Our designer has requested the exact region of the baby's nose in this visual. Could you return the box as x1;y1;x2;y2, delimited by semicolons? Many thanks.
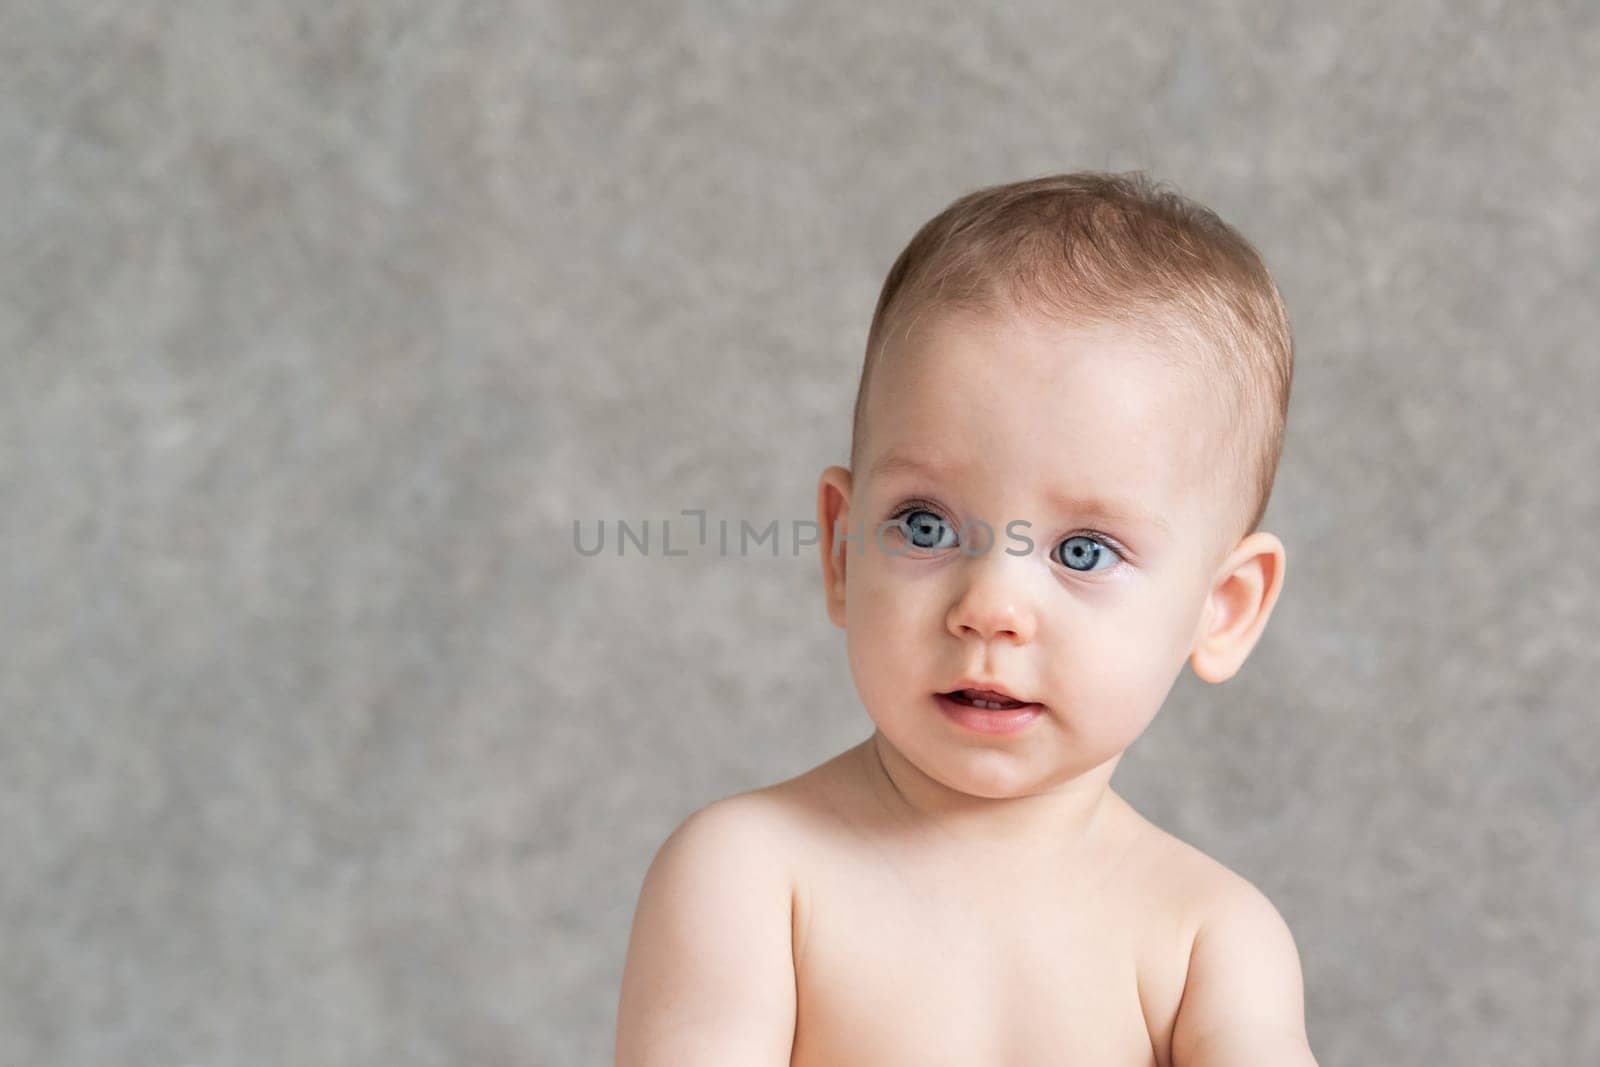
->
945;557;1038;644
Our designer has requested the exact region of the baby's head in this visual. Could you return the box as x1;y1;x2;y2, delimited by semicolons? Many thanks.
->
816;171;1295;800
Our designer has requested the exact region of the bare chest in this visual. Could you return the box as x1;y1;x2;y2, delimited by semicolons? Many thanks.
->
789;855;1187;1067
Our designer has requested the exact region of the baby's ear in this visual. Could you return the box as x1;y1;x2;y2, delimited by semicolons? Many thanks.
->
816;466;853;629
1189;531;1287;684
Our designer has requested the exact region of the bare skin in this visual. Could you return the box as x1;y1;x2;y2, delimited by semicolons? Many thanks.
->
774;736;1212;1067
615;308;1316;1066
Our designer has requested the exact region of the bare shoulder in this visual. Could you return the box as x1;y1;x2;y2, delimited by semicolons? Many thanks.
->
1117;805;1271;925
653;739;865;861
1130;812;1305;968
657;787;809;874
736;740;881;845
1121;813;1315;1066
614;790;815;1066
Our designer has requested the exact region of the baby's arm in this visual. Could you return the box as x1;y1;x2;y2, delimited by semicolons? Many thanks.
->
614;796;797;1066
1170;878;1319;1067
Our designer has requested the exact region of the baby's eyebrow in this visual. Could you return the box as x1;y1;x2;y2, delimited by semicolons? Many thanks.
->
1042;488;1172;534
868;452;963;480
868;451;1170;534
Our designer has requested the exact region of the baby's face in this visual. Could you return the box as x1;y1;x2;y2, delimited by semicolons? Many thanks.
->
824;307;1235;799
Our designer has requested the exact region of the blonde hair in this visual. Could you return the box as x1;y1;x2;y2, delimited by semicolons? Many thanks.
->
850;170;1294;542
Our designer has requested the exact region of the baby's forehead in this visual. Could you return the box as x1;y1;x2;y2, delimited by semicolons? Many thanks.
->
883;333;1218;439
887;305;1210;394
866;303;1239;449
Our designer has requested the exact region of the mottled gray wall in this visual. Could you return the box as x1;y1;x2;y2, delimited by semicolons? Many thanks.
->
3;2;1595;1065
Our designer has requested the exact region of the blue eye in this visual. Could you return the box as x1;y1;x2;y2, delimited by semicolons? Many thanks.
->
896;508;959;550
1054;534;1121;572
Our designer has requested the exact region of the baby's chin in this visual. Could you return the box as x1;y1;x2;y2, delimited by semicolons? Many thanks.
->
875;722;1101;801
931;753;1082;801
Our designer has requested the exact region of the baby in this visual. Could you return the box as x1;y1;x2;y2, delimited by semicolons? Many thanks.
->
614;171;1317;1066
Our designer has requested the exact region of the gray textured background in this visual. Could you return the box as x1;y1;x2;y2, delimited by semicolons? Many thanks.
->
3;3;1596;1065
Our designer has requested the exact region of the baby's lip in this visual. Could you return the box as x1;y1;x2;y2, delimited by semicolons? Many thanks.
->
940;680;1035;705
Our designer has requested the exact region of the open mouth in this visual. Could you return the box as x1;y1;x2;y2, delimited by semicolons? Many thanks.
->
940;688;1032;711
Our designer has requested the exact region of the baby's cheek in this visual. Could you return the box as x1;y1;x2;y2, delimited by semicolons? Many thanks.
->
846;590;906;672
1098;642;1180;740
845;555;908;629
843;575;927;707
1049;636;1165;745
